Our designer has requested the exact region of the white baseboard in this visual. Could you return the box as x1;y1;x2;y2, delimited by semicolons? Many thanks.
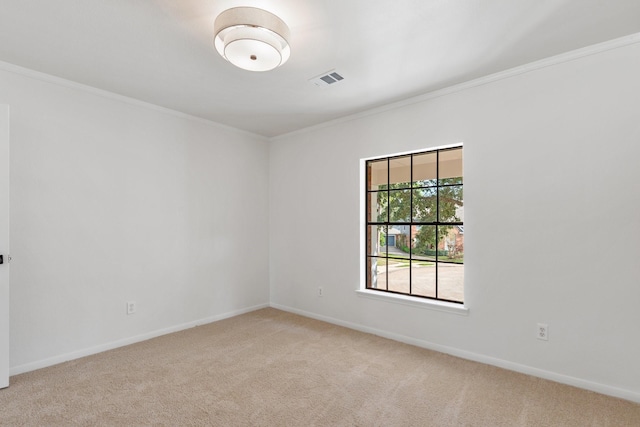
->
270;303;640;404
10;303;269;376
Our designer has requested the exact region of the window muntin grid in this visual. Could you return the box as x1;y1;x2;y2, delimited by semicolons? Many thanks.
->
366;147;463;303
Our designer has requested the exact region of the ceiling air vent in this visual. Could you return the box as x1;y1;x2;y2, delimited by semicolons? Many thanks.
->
309;70;345;87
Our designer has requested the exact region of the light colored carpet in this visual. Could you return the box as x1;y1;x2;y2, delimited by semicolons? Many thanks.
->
1;308;638;426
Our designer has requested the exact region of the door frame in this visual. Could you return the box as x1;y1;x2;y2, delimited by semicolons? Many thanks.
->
0;104;9;389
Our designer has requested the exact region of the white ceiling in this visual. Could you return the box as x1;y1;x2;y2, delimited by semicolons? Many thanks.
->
1;0;640;137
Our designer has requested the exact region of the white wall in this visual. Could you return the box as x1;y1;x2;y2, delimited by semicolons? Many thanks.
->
0;67;270;372
269;41;640;400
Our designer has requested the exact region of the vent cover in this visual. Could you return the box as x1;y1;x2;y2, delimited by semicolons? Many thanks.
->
309;70;345;87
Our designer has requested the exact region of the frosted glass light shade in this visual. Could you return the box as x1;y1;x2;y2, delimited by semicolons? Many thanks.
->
214;7;291;72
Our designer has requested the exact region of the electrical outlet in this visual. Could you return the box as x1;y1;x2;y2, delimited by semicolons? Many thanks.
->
126;301;137;315
537;323;548;341
317;287;323;297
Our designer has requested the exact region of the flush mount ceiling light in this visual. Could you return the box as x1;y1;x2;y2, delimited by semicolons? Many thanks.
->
214;7;291;72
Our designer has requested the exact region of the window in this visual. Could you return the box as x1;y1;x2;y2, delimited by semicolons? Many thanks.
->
365;146;464;303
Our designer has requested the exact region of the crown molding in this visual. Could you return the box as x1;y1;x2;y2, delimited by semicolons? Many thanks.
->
270;32;640;142
2;31;639;143
0;60;268;142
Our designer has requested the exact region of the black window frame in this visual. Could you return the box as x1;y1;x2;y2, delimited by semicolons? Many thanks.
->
365;146;464;304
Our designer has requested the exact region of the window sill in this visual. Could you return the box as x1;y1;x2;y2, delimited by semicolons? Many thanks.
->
355;289;469;315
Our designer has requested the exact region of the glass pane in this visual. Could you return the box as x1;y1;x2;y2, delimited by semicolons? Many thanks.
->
380;231;390;256
437;262;464;302
411;225;436;261
412;187;437;222
411;260;436;298
367;191;387;223
367;225;388;256
389;156;411;188
387;260;410;294
438;185;463;222
367;158;388;191
436;226;447;258
439;226;464;261
367;257;387;290
389;189;410;222
386;225;411;258
413;152;437;187
450;229;464;262
439;148;463;185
